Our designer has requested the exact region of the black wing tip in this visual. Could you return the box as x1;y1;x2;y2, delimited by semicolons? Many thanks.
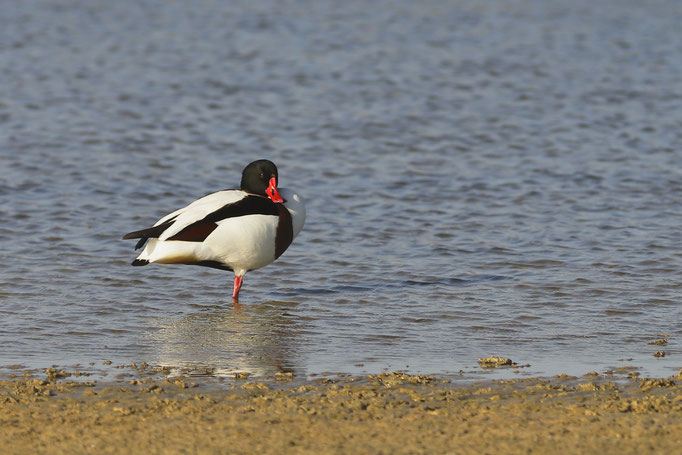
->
122;231;151;249
131;259;150;266
134;237;147;250
123;219;176;243
123;232;149;250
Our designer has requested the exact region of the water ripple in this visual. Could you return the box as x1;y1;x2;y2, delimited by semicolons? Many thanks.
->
1;0;681;379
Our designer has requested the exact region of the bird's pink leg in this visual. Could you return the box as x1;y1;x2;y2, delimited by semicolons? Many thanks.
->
232;275;243;303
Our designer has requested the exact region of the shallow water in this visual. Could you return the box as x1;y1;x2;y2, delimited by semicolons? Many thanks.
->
1;0;681;380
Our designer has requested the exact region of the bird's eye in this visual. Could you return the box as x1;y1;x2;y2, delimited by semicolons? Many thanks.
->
259;173;265;179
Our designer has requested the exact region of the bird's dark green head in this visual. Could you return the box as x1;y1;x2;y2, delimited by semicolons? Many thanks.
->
240;160;283;202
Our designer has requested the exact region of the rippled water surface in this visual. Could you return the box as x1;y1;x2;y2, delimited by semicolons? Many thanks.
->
2;0;681;380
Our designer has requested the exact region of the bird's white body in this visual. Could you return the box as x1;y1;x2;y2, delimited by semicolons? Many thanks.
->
123;159;304;301
134;188;305;276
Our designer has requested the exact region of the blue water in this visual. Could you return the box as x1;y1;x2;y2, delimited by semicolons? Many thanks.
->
1;0;681;381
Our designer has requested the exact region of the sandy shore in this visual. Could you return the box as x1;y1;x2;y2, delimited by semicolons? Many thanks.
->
1;369;681;454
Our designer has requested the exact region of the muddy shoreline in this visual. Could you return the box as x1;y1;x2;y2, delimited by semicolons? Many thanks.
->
2;368;681;454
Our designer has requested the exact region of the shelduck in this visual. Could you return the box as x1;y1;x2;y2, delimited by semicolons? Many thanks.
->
122;160;305;302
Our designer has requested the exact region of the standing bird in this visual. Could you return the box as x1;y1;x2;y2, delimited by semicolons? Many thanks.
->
122;160;305;302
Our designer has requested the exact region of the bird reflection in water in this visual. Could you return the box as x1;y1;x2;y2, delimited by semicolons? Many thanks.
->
146;301;304;378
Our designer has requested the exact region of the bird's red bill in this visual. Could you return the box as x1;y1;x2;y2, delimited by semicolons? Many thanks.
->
266;177;284;203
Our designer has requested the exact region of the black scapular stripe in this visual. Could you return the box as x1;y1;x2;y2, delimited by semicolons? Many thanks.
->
167;221;219;242
167;195;279;242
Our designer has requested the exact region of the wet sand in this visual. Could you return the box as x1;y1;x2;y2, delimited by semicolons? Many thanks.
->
1;369;681;454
